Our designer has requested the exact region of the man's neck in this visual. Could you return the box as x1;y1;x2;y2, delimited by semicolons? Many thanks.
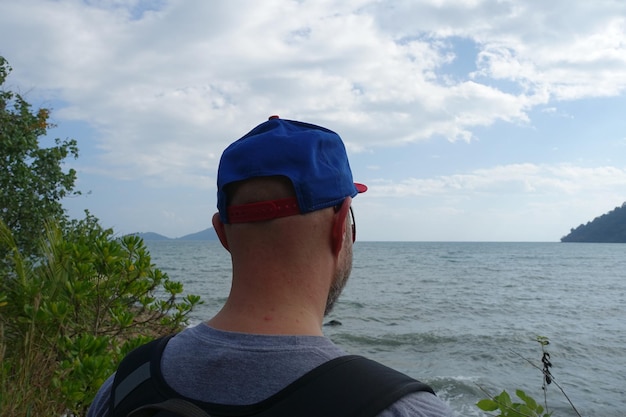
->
207;297;325;336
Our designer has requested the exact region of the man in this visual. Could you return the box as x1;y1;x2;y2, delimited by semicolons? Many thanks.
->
88;116;455;417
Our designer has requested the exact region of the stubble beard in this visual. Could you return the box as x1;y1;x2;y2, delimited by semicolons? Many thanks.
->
324;243;353;316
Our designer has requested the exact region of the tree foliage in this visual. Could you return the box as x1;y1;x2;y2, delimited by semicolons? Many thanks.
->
0;56;202;416
0;56;79;257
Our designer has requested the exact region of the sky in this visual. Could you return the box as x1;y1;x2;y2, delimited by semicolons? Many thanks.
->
2;0;626;242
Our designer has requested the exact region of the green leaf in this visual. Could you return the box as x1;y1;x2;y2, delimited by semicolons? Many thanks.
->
477;399;500;412
518;404;533;416
516;389;538;410
494;390;512;407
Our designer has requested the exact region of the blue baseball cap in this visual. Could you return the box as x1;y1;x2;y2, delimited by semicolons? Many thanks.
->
217;116;367;224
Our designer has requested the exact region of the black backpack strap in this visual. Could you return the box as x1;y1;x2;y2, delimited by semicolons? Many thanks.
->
128;399;211;417
253;355;435;417
152;355;435;417
109;334;175;417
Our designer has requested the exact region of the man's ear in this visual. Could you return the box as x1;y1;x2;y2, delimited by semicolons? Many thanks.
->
212;212;230;252
331;198;351;256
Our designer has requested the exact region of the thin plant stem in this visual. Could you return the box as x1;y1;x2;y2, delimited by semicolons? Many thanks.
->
509;349;583;417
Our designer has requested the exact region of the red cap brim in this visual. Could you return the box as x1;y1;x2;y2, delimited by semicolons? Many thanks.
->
355;183;367;193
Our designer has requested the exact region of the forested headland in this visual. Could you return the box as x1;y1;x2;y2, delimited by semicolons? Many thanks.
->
561;203;626;243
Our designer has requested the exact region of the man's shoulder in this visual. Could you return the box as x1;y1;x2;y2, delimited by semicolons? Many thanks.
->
87;328;457;417
87;374;114;417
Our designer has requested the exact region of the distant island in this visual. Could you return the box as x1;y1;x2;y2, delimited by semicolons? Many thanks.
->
128;227;218;241
561;202;626;243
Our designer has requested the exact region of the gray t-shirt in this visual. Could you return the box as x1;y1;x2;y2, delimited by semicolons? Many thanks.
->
88;323;455;417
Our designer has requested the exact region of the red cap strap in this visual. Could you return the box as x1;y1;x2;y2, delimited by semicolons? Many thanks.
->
227;197;301;223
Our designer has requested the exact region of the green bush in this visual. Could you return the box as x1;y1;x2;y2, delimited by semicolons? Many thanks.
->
476;337;582;417
477;389;551;417
0;215;202;417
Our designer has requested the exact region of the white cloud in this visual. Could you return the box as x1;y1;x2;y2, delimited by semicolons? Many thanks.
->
367;163;626;198
4;0;622;181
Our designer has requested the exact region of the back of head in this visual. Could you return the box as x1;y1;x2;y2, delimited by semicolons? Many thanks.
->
215;116;366;262
225;180;336;269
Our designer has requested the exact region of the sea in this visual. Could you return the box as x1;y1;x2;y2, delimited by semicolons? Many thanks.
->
144;241;626;417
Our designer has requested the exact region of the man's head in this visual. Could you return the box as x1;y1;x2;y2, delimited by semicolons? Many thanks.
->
213;116;366;318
